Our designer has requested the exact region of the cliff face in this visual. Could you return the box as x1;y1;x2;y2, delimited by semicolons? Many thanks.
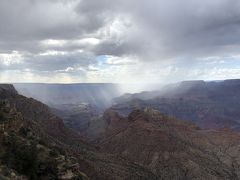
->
0;84;17;93
0;84;18;98
99;108;240;179
0;84;88;149
0;97;89;179
3;84;240;179
0;85;157;179
112;80;240;130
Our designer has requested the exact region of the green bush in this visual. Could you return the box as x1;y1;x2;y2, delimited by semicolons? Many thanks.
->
2;133;59;179
2;134;38;179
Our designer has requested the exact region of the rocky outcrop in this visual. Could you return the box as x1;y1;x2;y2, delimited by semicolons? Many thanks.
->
0;84;18;98
99;108;240;179
0;99;89;179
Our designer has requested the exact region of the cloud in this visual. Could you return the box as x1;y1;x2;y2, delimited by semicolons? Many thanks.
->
103;55;138;66
0;51;95;73
1;0;240;83
85;0;240;60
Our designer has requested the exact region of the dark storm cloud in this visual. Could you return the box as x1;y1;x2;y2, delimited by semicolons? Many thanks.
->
1;0;240;77
0;0;105;41
0;0;106;54
82;0;240;60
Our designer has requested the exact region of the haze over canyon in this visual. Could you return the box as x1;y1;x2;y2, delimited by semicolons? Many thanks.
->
2;0;240;179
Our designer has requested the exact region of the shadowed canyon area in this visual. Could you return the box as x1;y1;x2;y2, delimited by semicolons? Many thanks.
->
0;80;240;179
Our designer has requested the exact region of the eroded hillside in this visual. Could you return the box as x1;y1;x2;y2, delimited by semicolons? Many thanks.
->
0;85;157;179
96;108;240;179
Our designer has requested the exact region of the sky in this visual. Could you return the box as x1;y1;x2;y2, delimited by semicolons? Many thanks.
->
1;0;240;84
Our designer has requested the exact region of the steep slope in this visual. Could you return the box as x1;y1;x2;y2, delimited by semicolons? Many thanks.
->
99;108;240;179
0;84;157;179
14;83;122;136
0;86;89;179
51;103;99;134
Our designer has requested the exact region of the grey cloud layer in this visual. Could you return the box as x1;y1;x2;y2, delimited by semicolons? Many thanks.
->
85;0;240;59
1;52;94;73
1;0;240;76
